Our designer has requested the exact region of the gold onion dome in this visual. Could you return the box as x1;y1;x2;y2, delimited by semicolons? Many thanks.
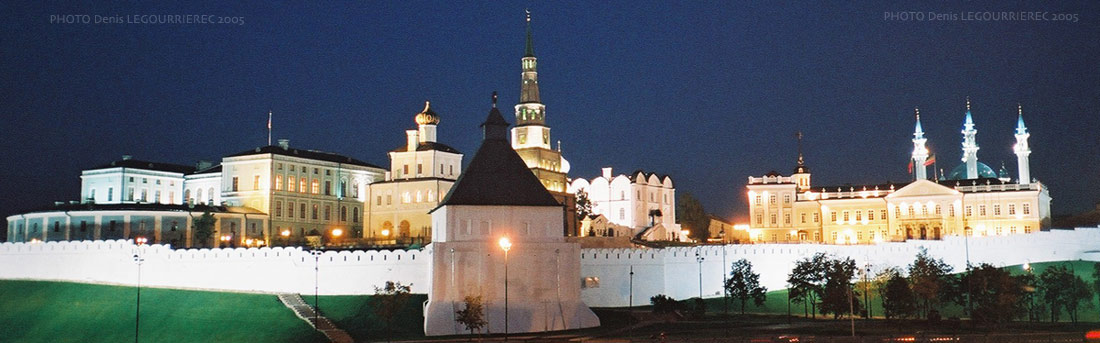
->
415;101;440;125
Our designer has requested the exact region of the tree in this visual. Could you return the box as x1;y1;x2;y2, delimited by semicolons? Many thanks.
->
1094;263;1100;320
819;256;860;319
650;294;681;314
788;252;829;318
373;281;412;339
878;269;917;319
725;259;767;314
191;210;216;248
676;192;709;242
1039;265;1073;322
455;295;487;337
908;248;954;318
961;264;1025;325
575;189;592;219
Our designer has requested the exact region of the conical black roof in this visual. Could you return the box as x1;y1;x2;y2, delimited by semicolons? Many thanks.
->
435;93;561;209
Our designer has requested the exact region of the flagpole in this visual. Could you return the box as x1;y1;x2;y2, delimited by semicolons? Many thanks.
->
267;110;272;146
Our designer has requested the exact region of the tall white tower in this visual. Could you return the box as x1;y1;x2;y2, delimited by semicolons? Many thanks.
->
1013;104;1031;185
911;108;929;180
960;98;980;179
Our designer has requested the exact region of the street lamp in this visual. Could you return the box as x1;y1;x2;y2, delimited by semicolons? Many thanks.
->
280;229;290;247
695;250;704;299
331;228;343;248
219;234;231;248
498;237;512;338
133;236;148;343
311;249;323;325
1024;262;1034;321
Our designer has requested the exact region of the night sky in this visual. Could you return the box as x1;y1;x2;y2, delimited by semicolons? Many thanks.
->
3;2;1099;231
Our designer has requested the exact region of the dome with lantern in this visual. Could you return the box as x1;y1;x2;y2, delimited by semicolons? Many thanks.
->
415;101;440;126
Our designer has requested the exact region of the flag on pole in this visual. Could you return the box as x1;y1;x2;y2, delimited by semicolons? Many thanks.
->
923;154;936;166
907;159;914;174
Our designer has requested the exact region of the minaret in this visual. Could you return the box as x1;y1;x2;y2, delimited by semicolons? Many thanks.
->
1013;104;1031;185
960;97;980;179
911;108;929;180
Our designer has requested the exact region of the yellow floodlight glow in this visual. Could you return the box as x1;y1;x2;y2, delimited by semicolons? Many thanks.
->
498;237;512;252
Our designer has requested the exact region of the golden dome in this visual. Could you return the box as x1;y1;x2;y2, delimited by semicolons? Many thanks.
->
415;101;440;125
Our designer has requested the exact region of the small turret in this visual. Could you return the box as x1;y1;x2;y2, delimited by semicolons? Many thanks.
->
1013;104;1032;184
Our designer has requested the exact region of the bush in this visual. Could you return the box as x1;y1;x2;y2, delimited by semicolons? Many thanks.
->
650;294;681;314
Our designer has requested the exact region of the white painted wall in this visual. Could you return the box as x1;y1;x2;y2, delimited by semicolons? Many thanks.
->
1;227;1097;309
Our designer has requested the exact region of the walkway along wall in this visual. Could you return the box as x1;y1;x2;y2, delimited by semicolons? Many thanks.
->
0;227;1098;304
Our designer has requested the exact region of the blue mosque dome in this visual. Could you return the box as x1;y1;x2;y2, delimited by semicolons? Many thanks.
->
946;162;998;180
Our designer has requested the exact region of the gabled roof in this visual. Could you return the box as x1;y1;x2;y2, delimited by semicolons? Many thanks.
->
226;145;382;169
435;102;561;209
90;158;196;174
390;141;461;154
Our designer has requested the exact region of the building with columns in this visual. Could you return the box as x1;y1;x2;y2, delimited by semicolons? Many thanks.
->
510;12;578;236
367;102;463;245
746;100;1051;244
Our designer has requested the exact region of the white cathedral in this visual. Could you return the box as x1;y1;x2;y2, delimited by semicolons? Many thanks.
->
746;99;1051;244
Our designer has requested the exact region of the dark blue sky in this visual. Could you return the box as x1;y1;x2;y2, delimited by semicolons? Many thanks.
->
2;1;1098;226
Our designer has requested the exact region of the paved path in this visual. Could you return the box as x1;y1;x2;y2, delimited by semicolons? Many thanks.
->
278;293;355;343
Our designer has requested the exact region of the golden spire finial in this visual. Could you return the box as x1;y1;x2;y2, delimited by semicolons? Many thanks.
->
525;8;531;22
423;100;431;112
966;96;971;111
915;107;920;121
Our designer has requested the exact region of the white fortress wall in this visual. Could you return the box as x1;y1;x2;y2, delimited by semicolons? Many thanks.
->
579;227;1100;307
0;240;430;295
1;227;1098;302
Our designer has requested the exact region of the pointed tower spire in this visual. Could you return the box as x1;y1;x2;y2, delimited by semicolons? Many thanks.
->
482;91;509;141
792;131;811;190
911;108;929;180
1014;103;1032;184
524;9;535;58
961;98;980;179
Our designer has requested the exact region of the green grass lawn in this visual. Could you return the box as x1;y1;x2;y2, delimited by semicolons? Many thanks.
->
0;280;327;343
307;294;428;342
700;260;1100;322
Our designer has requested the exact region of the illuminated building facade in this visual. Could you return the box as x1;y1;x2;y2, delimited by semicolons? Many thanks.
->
569;167;677;237
366;102;463;245
745;102;1051;244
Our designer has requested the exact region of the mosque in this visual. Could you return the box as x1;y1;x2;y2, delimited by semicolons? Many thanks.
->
745;99;1051;244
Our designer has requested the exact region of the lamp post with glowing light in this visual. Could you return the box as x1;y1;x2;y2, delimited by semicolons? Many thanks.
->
133;236;148;343
695;249;704;299
1024;262;1035;321
280;229;290;247
219;234;231;248
499;237;512;338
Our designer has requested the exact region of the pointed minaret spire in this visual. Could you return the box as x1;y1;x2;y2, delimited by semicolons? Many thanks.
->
1014;103;1032;184
911;108;929;180
792;131;811;190
796;131;804;166
960;98;980;179
525;9;535;58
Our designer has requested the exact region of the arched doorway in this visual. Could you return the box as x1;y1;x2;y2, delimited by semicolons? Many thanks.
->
905;227;913;240
933;227;942;240
381;221;393;238
399;220;411;240
919;225;927;240
797;230;808;241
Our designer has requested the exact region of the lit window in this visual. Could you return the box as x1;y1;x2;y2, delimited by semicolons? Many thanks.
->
800;213;806;224
231;177;239;192
756;214;762;224
868;210;874;221
312;204;318;220
770;214;776;224
312;179;320;194
275;175;283;190
324;205;331;221
965;206;972;217
783;194;791;203
300;203;306;219
993;204;1001;216
275;201;282;217
770;195;777;204
253;175;260;190
755;195;761;205
843;211;849;222
880;210;887;220
979;205;986;216
813;213;820;222
784;213;790;224
288;176;296;192
1022;203;1030;215
830;212;837;222
855;210;862;221
1008;204;1016;215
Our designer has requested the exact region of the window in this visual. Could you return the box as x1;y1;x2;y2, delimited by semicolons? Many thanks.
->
352;208;359;223
894;208;900;218
637;190;642;199
770;195;777;204
1022;203;1031;215
417;164;422;175
814;232;820;241
142;178;147;184
858;231;863;240
934;204;941;215
325;169;331;176
783;194;791;203
312;204;318;220
979;205;986;216
755;195;761;205
1008;204;1016;215
920;205;927;216
80;221;87;232
340;206;347;221
169;191;174;202
386;195;392;205
784;213;791;224
831;232;837;241
756;214;762;224
128;187;134;201
620;191;625;200
949;206;955;217
800;213;806;223
300;203;306;219
830;211;837;222
993;204;1001;216
770;214;776;224
54;222;60;232
855;210;862;221
907;206;914;216
996;227;1002;235
1024;225;1032;233
314;168;319;174
275;175;283;190
108;188;114;201
771;234;777;241
155;190;161;203
312;179;320;194
253;175;260;190
813;212;819;222
324;205;331;221
376;196;382;206
232;177;239;191
277;163;283;170
275;201;282;217
965;206;972;217
109;221;116;232
324;181;331;196
288;176;296;192
868;210;875;221
1010;226;1016;234
619;208;625;220
843;211;850;222
141;189;148;202
299;178;306;192
403;165;409;175
288;202;295;217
